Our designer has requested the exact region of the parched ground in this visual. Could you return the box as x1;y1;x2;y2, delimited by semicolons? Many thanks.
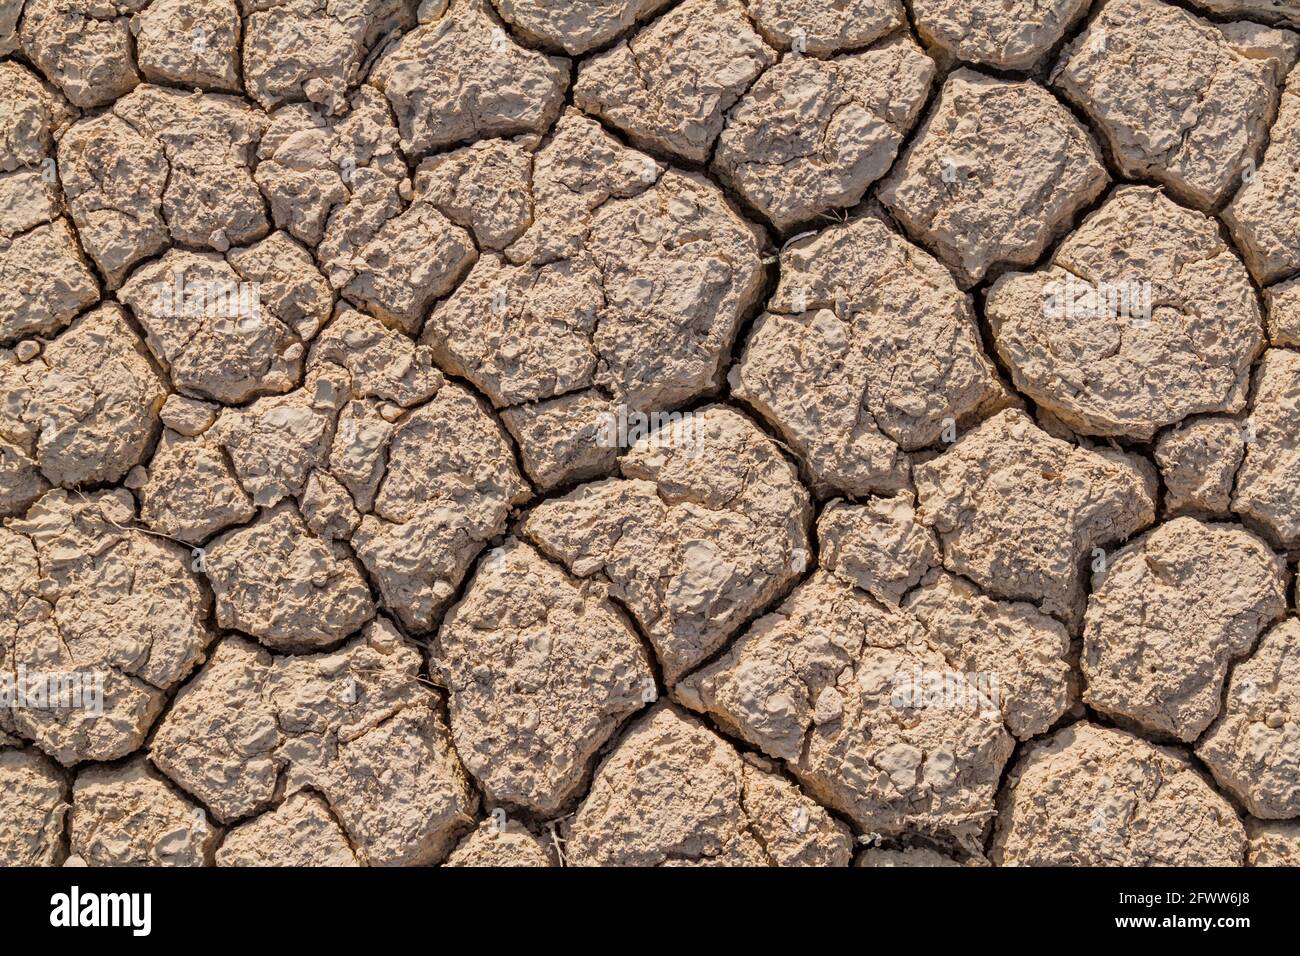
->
1;0;1297;868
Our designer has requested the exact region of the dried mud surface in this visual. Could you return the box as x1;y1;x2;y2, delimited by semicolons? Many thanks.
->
1;0;1298;868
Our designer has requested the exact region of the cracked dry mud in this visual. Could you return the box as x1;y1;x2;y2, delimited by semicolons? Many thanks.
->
2;0;1298;871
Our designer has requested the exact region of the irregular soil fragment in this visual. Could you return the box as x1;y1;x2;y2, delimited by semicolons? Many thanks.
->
150;620;478;865
564;705;854;866
1154;417;1247;516
1197;617;1300;819
992;722;1247;866
1053;0;1289;211
1082;518;1287;741
574;0;777;163
369;0;568;158
4;489;214;765
493;0;673;55
436;538;655;815
1224;62;1300;285
445;818;556;867
71;757;219;866
1232;348;1300;547
524;405;811;683
988;187;1264;440
911;0;1090;70
913;409;1156;630
878;68;1107;288
712;34;934;232
0;747;68;866
216;791;360;867
731;213;1009;497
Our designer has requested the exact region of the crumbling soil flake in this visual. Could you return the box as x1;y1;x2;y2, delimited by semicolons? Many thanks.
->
1155;417;1247;516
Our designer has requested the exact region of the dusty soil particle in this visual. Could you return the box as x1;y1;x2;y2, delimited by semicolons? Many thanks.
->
1082;518;1288;741
573;0;777;163
436;538;655;815
913;409;1156;630
71;756;219;866
1197;617;1300;818
0;746;68;866
731;213;1010;497
991;722;1247;866
563;704;854;866
524;404;811;684
988;187;1265;440
216;791;360;866
877;68;1108;288
1052;0;1291;212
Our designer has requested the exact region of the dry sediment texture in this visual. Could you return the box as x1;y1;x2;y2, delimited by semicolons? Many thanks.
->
4;0;1298;870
